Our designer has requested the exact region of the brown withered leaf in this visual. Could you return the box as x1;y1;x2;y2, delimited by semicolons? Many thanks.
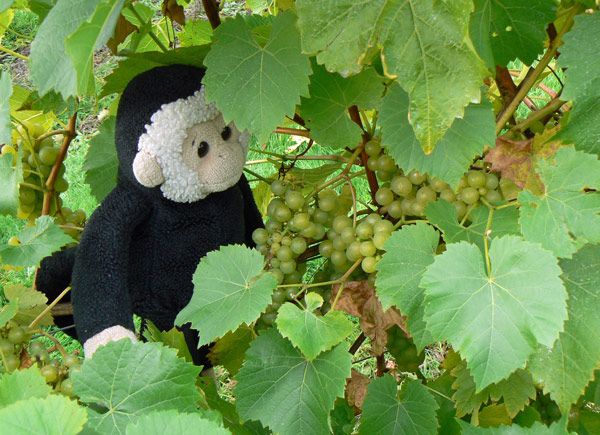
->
346;369;370;411
332;280;406;355
162;0;186;26
107;14;138;54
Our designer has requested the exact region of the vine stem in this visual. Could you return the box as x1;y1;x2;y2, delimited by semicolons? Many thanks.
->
43;112;77;215
340;173;358;228
202;0;221;29
483;208;495;276
495;5;579;134
38;329;68;357
0;45;28;61
243;167;270;183
29;287;71;330
274;127;311;138
506;96;566;136
128;5;169;52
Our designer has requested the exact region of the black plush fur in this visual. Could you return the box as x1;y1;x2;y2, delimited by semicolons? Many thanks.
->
35;65;263;368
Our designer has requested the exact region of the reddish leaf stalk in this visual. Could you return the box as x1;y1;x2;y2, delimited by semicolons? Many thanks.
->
348;105;378;202
202;0;221;30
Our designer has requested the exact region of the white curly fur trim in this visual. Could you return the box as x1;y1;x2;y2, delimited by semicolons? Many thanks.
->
83;325;138;358
136;89;248;202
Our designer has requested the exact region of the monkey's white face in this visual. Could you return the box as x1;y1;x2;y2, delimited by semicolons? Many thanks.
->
132;89;249;202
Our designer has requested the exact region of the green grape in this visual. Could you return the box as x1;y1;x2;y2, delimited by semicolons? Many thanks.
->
407;170;425;185
367;156;379;171
410;201;425;216
292;213;310;231
60;378;74;396
313;223;326;240
269;242;281;255
429;177;448;192
485;173;499;190
313;209;329;225
401;197;415;215
373;219;393;234
63;354;80;368
318;195;337;212
285;190;304;210
416;186;436;205
281;236;292;247
276;246;293;262
19;188;36;205
19;202;35;213
365;213;381;227
332;215;352;234
252;228;269;245
457;176;469;190
280;260;296;274
390;176;412;196
270;268;284;284
68;364;82;375
346;241;363;262
270;258;281;268
461;187;480;204
361;256;378;274
65;213;80;225
285;270;303;284
438;188;455;203
332;236;347;251
267;198;284;218
387;200;403;219
27;152;38;168
485;190;501;203
5;354;20;372
74;209;86;222
262;312;277;326
8;326;27;344
265;219;282;233
355;222;373;240
300;222;318;239
467;170;486;188
330;250;347;267
54;177;69;193
364;139;381;156
377;170;394;182
529;120;545;134
375;187;394;206
340;227;356;245
360;241;377;257
377;155;396;172
270;232;283;243
270;179;288;196
454;201;467;218
38;147;59;166
319;240;334;258
290;238;307;255
0;339;14;355
272;289;287;305
274;204;292;222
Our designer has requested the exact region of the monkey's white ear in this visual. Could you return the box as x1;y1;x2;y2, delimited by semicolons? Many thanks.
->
133;151;164;187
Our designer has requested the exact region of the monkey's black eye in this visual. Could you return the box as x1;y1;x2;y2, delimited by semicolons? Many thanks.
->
221;126;231;141
197;141;209;158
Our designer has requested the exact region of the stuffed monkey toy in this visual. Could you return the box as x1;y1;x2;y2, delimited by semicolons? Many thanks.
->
36;64;264;369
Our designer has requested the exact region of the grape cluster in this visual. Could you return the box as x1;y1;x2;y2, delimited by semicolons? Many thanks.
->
0;321;82;396
365;139;502;221
1;122;86;239
530;390;562;425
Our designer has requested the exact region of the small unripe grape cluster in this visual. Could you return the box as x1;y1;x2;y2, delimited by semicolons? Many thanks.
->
364;139;502;221
0;321;82;396
1;123;85;239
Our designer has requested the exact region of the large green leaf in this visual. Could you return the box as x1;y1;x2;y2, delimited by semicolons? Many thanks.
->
0;395;87;435
379;85;496;189
0;216;74;267
0;152;21;216
175;245;277;346
4;284;53;326
470;0;557;69
296;0;486;153
427;373;462;435
0;300;18;327
125;410;231;435
72;340;201;434
358;375;439;434
276;292;353;360
374;222;438;351
421;236;567;391
0;71;12;144
203;11;311;144
528;244;600;414
65;0;125;94
29;0;102;97
208;324;254;376
83;116;118;201
299;64;382;149
235;328;351;435
0;367;52;407
457;418;569;434
518;146;600;258
555;13;600;155
425;200;520;253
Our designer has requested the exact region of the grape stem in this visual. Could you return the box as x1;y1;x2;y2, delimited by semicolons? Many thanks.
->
19;182;44;192
0;44;28;61
0;347;10;371
340;173;358;229
349;333;367;355
242;167;270;183
459;204;477;226
29;286;71;330
330;258;363;312
505;96;566;138
35;129;70;143
274;127;311;138
38;329;68;357
202;0;221;30
128;5;169;52
483;208;494;276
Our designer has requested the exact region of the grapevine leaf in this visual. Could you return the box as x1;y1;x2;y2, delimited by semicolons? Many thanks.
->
424;200;520;253
0;216;75;267
0;300;18;327
177;18;212;47
100;46;210;98
299;64;383;149
358;375;439;435
0;368;52;407
4;284;53;326
0;395;87;435
29;0;102;98
83;116;118;201
555;95;600;155
0;71;12;144
235;328;351;435
0;1;12;14
518;146;600;258
457;418;569;434
142;321;193;363
584;370;600;404
65;0;125;94
208;324;254;376
296;0;487;153
107;13;138;53
0;152;22;216
175;245;277;346
477;403;511;428
427;373;462;435
346;369;370;410
528;244;600;414
421;236;567;390
125;410;231;435
276;292;353;360
375;222;438;351
203;11;311;144
379;84;496;189
330;398;356;435
72;340;201;434
470;0;557;69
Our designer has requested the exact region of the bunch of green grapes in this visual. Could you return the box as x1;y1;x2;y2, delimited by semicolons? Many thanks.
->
364;139;503;221
0;323;32;374
1;123;85;239
530;390;562;425
28;339;82;397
